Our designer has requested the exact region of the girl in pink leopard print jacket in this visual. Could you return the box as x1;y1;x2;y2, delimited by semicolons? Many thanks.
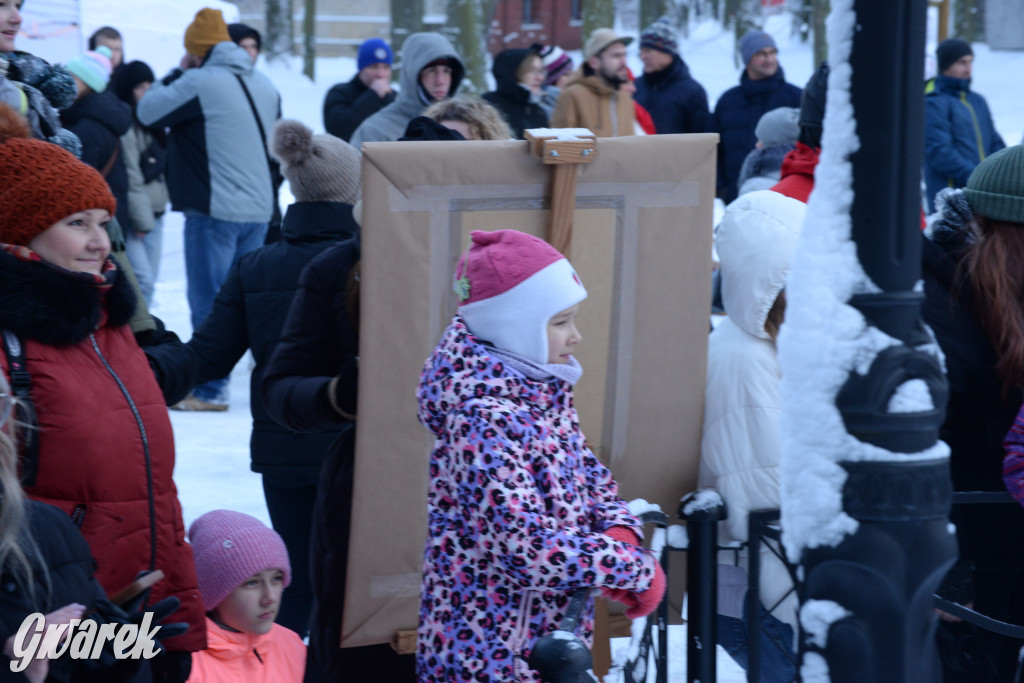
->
415;230;666;682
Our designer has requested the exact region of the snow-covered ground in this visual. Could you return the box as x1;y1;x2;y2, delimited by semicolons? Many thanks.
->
124;9;1024;683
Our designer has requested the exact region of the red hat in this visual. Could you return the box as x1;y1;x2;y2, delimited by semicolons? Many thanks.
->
455;230;587;364
0;103;116;247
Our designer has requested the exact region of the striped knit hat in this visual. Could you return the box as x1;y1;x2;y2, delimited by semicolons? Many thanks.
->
640;16;678;56
964;145;1024;224
65;46;113;93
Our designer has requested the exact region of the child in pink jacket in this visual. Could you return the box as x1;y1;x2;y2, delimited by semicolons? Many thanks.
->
416;230;666;682
188;510;306;682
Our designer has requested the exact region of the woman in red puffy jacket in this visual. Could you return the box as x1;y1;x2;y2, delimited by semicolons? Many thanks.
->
0;104;204;681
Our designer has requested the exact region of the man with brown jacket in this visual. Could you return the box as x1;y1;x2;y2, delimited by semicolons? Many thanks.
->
551;28;635;137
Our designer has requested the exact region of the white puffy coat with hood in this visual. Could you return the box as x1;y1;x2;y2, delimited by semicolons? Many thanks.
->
699;189;806;629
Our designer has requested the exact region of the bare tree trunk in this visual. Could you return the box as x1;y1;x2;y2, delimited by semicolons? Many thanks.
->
583;0;616;41
954;0;984;42
391;0;424;56
264;0;294;64
812;0;830;69
302;0;316;80
639;0;676;31
441;0;486;95
793;0;813;44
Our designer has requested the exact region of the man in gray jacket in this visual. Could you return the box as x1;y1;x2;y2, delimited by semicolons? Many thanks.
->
138;7;280;410
349;32;464;149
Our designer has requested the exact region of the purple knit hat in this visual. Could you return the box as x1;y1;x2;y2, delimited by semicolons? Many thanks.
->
188;510;292;611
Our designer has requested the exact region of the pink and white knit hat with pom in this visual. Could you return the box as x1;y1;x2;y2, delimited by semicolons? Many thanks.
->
455;230;587;365
188;510;292;611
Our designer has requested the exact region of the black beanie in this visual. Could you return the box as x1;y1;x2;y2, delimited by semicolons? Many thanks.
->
228;23;262;52
798;61;829;149
113;60;156;107
937;38;972;75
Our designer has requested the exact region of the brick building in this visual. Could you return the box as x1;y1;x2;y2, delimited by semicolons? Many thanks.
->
487;0;583;53
228;1;581;59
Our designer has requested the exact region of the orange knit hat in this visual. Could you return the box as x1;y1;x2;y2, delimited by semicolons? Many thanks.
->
0;104;117;247
184;8;232;58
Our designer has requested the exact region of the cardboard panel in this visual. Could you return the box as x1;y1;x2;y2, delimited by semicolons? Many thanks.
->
346;134;717;647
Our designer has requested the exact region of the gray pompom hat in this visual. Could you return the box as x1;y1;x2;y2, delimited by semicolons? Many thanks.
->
271;119;361;205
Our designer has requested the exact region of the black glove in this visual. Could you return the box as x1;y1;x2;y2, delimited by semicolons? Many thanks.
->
327;357;359;419
85;595;189;669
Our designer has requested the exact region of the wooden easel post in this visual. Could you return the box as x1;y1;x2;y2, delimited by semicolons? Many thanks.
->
524;129;598;255
525;127;619;677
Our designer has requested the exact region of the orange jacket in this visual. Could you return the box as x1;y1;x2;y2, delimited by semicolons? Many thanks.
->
189;617;306;682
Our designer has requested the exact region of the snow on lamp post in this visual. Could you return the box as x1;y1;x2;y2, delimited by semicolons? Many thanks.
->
778;0;958;681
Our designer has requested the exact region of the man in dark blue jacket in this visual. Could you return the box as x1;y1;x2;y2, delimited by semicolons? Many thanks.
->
712;30;802;203
323;38;396;142
634;15;709;136
923;38;1004;213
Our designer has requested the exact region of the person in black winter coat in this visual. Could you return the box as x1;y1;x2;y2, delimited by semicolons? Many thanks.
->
260;238;410;682
323;38;395;142
60;46;133;234
921;147;1024;682
482;48;548;139
261;237;413;679
156;119;362;638
712;30;801;203
0;372;160;683
634;16;710;136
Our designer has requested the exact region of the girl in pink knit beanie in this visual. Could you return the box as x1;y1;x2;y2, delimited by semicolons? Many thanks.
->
187;510;306;682
415;230;665;681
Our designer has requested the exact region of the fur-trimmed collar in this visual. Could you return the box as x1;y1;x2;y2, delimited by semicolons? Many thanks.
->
0;251;136;347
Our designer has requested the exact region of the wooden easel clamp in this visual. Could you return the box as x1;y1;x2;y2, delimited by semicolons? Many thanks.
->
524;128;598;256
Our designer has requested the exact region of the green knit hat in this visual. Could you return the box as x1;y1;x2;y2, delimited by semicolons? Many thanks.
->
964;145;1024;224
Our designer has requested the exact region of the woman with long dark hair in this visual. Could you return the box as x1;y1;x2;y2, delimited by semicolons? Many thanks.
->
922;144;1024;682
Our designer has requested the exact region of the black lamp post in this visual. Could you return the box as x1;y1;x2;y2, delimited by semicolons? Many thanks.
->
796;0;959;680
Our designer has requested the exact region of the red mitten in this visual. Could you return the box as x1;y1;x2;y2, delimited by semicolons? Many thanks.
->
599;586;638;607
604;525;641;547
624;561;666;620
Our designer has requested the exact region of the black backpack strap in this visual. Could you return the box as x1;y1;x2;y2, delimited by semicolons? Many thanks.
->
233;74;275;198
2;330;39;487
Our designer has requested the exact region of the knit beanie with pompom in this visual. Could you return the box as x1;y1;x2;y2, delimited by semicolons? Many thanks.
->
964;145;1024;224
455;230;587;365
271;119;361;205
188;510;292;612
0;103;116;247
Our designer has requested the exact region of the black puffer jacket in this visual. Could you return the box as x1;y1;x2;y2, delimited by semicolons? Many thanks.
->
59;91;133;232
0;502;149;682
262;240;414;681
482;48;547;139
634;54;710;135
323;74;395;142
153;201;358;476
